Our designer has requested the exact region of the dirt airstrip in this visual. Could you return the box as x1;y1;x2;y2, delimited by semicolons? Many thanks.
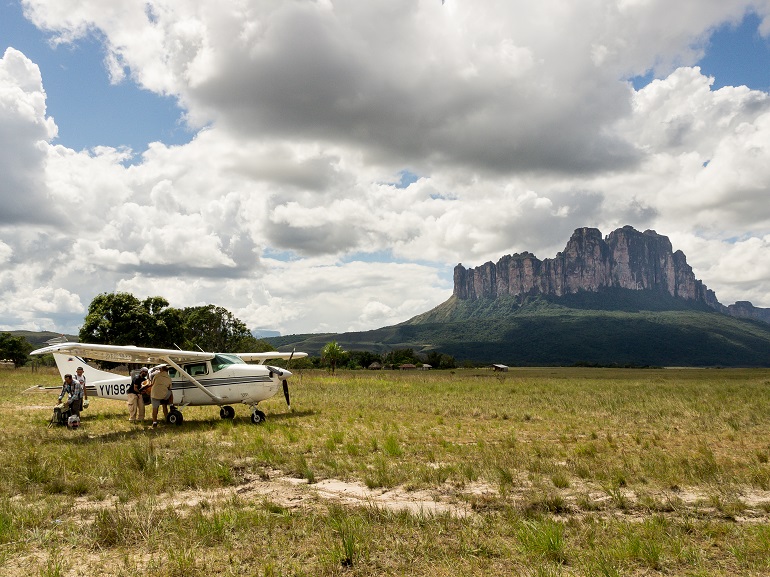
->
56;466;770;525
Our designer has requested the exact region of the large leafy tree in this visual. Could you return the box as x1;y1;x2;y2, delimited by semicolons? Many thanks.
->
80;292;147;345
0;333;33;368
80;292;269;353
80;293;184;347
321;341;346;374
180;305;262;352
143;297;185;348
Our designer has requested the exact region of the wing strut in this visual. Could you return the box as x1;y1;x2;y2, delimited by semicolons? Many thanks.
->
162;356;223;403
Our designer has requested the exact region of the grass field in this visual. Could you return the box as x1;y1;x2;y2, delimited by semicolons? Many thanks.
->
2;365;770;576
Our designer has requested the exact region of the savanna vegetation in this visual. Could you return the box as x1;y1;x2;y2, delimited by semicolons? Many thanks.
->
2;364;770;576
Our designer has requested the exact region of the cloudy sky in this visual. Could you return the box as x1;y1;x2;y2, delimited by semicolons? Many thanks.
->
2;0;770;337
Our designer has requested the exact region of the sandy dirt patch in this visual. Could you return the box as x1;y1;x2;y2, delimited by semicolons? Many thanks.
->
151;469;477;518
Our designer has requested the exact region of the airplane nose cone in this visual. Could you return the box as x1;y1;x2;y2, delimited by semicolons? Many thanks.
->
266;365;293;379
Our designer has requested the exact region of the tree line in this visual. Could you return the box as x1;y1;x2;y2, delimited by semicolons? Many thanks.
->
1;292;457;370
78;292;271;353
315;341;457;372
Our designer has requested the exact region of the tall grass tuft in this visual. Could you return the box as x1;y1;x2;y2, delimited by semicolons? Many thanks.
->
192;507;236;546
295;454;316;484
90;502;170;548
130;439;158;473
517;518;568;565
383;434;403;457
165;546;202;577
496;465;515;495
327;506;366;568
364;455;399;489
39;557;64;577
0;499;18;545
730;524;770;570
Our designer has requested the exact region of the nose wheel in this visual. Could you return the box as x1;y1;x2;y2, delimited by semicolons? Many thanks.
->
250;408;266;424
166;407;184;426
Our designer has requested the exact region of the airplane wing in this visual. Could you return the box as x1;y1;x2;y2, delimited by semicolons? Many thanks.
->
30;342;215;364
237;351;308;364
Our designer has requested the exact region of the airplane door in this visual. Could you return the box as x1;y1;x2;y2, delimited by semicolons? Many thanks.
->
167;361;225;405
168;368;186;405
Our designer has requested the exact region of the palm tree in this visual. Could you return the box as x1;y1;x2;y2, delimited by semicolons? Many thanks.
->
321;341;346;374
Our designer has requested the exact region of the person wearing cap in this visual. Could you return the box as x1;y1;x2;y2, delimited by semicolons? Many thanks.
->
149;365;173;428
127;366;149;423
74;366;88;405
58;373;84;416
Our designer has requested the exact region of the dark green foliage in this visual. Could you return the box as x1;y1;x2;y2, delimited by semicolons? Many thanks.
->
180;304;266;352
321;341;346;374
79;292;184;347
424;350;457;369
0;332;33;367
345;350;382;369
383;348;419;366
78;292;271;353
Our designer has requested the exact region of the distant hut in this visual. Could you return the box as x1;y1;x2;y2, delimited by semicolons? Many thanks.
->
492;364;509;372
399;364;417;370
420;364;432;370
368;362;382;370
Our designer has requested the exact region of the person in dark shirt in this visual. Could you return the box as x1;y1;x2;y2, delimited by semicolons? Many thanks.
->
58;374;84;416
127;367;149;423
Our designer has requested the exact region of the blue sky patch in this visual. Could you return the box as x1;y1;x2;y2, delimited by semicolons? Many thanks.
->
0;1;192;154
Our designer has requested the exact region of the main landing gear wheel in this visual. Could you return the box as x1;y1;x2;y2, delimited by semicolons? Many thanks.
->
167;409;184;426
220;405;235;419
250;409;266;425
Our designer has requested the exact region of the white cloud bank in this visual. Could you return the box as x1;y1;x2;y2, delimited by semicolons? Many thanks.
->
2;0;770;335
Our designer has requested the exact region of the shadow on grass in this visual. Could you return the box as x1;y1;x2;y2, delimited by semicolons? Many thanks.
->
40;408;316;444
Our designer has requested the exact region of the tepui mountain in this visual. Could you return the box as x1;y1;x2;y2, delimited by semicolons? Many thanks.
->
270;226;770;366
452;225;769;323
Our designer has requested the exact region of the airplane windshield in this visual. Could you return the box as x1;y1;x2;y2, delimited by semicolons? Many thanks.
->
212;354;245;372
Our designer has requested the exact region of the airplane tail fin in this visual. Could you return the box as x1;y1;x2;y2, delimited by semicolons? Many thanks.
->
52;353;120;382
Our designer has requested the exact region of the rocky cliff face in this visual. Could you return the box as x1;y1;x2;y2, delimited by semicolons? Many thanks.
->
454;226;729;312
725;301;770;324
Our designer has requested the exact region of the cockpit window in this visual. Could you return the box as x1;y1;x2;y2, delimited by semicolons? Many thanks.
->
184;363;208;377
212;354;245;372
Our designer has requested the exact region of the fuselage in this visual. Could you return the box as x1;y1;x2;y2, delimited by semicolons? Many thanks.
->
54;353;286;406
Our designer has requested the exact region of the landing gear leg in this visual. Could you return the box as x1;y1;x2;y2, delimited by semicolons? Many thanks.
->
250;408;266;424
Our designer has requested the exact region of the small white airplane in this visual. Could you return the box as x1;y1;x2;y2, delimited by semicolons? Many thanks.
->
31;342;307;425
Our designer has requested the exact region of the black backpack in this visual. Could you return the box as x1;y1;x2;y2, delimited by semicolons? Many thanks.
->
51;406;71;427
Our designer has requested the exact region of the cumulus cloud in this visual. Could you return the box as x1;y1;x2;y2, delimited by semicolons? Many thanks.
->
0;240;11;264
3;0;770;335
0;48;59;225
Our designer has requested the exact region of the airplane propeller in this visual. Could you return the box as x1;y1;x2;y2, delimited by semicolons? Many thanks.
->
283;349;295;410
282;379;290;409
